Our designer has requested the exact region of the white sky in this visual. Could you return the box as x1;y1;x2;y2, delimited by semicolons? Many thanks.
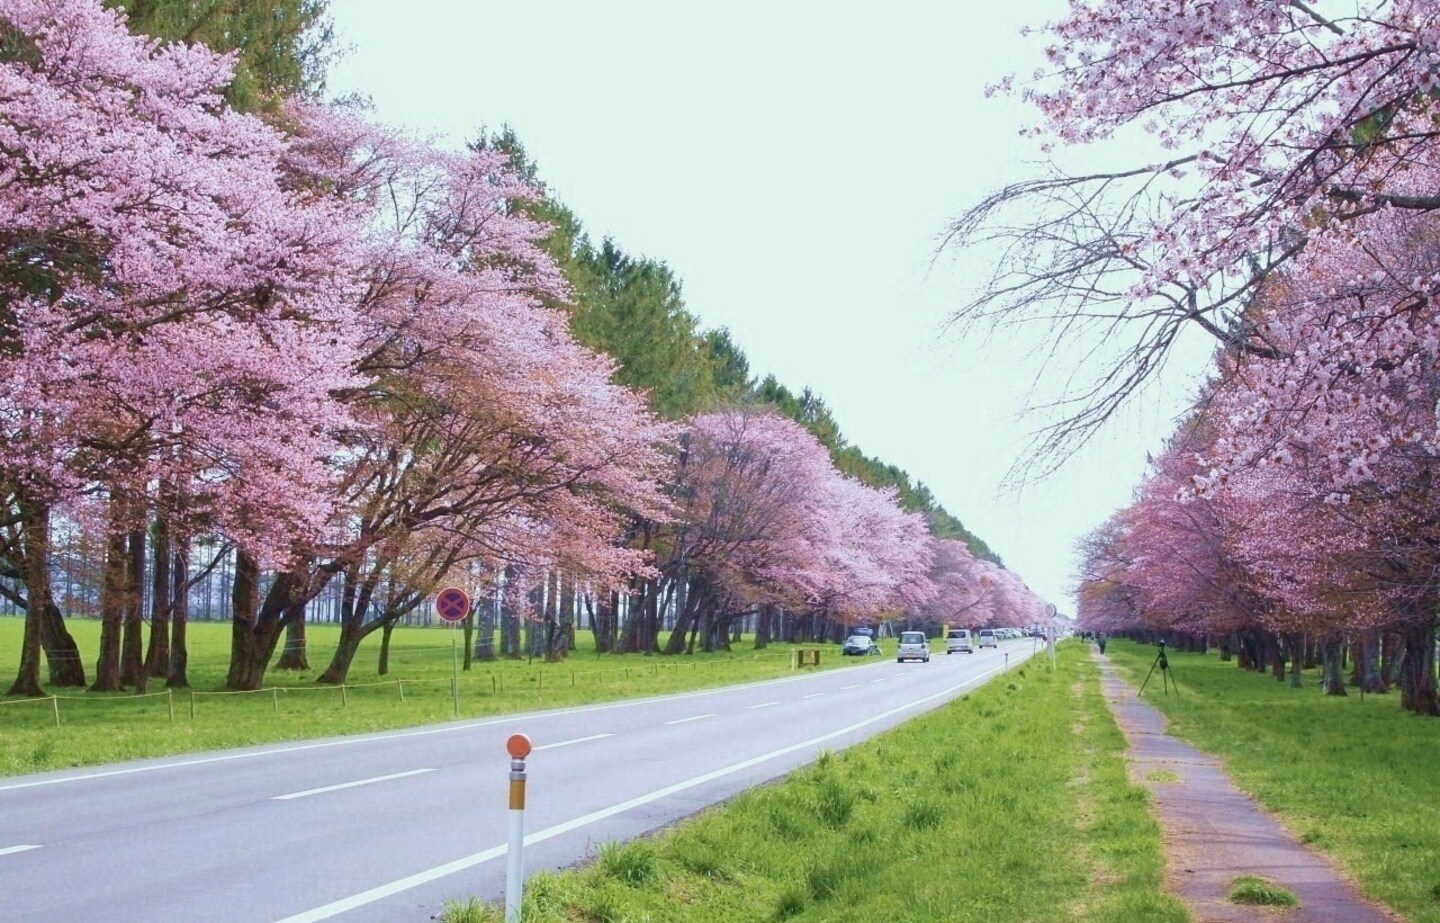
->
326;1;1213;611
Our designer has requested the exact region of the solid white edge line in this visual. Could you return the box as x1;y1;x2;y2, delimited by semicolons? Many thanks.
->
533;733;613;752
272;656;1025;923
0;845;41;857
663;714;715;725
272;768;436;801
0;656;898;793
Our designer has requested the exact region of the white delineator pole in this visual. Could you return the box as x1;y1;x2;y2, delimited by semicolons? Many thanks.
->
505;734;532;923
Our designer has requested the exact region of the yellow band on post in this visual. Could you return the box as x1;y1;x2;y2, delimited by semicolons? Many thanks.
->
509;779;526;810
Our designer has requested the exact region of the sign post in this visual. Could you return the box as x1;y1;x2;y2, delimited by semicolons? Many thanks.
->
505;733;533;923
436;587;472;717
1045;603;1058;669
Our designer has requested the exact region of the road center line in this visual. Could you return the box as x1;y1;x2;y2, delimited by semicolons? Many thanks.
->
272;658;1020;923
0;845;40;858
842;684;860;690
869;678;888;684
745;701;779;710
664;714;714;725
802;693;825;699
272;769;435;801
534;734;613;752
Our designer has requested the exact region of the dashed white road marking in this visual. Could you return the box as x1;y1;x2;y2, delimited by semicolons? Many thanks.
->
746;701;779;710
664;714;714;726
272;769;435;801
0;845;40;858
534;734;613;752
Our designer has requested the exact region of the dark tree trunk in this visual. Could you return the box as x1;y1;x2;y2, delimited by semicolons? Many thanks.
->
6;500;51;696
166;540;191;688
1320;636;1347;696
144;514;171;678
755;604;774;650
41;601;85;686
275;602;310;671
500;568;521;659
119;528;147;692
1286;633;1304;688
474;588;496;661
1382;628;1406;689
1356;627;1386;693
91;519;129;692
1269;632;1286;681
226;551;301;691
1218;632;1233;662
1398;618;1438;715
378;619;396;675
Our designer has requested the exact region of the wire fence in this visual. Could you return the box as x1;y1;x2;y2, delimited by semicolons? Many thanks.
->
0;646;841;729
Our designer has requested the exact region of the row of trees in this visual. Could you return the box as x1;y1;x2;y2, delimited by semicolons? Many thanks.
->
1;0;1050;697
958;0;1440;715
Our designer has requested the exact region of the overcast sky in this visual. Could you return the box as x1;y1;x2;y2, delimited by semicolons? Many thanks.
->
326;1;1213;611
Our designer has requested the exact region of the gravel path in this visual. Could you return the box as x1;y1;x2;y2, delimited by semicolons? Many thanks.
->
1097;654;1401;923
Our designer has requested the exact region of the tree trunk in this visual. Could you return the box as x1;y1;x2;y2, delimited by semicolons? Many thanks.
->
144;514;171;678
462;612;475;670
755;604;773;650
1382;628;1405;689
500;568;521;659
1398;617;1438;715
1320;636;1347;697
119;528;147;692
166;540;191;689
40;600;85;686
1357;627;1386;693
91;516;129;692
378;619;396;675
474;589;496;661
6;500;51;696
1286;633;1304;688
275;601;310;671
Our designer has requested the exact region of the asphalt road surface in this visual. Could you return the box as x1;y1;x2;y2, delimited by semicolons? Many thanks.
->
1;638;1039;922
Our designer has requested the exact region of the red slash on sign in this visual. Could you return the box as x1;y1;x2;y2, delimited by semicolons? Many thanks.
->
435;587;471;623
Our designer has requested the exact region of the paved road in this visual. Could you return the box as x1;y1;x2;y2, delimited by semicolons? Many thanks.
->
1;639;1039;922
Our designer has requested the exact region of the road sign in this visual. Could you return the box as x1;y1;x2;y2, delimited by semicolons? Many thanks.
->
436;587;471;623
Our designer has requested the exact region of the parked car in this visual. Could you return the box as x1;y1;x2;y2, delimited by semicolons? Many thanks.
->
946;629;974;654
842;635;878;656
978;628;998;648
897;630;930;663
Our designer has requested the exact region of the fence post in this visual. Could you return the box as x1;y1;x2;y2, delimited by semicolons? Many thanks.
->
51;696;60;727
341;684;349;706
398;679;405;701
189;690;196;719
167;689;174;722
272;688;279;713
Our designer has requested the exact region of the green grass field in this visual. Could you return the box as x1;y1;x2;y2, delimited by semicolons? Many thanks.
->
444;643;1189;923
1108;639;1440;923
0;616;883;777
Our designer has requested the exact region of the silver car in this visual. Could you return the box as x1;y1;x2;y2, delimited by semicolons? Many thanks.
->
897;630;930;662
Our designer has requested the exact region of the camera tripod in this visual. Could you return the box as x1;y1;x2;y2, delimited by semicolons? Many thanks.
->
1138;640;1178;697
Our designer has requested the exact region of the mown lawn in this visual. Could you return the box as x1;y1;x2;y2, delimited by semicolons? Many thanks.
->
445;643;1189;923
0;616;876;777
1108;638;1439;923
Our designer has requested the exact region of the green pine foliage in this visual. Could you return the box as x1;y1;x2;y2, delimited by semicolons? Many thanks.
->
104;0;335;111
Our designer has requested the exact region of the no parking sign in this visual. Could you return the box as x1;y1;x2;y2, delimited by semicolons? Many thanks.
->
436;586;471;623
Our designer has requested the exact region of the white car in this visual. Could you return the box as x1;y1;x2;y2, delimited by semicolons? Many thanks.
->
946;629;974;654
978;629;998;648
897;630;930;662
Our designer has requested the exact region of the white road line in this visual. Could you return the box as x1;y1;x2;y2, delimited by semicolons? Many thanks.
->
664;714;714;726
842;684;860;690
869;678;888;684
746;701;779;710
0;660;893;794
802;693;825;699
0;845;40;858
272;660;1017;923
534;733;613;752
272;769;435;801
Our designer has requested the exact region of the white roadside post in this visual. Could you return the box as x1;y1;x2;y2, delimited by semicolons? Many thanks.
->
505;733;532;923
1045;604;1058;669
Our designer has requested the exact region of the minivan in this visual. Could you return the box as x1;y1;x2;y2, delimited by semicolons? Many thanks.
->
897;631;930;663
978;628;998;648
946;629;974;654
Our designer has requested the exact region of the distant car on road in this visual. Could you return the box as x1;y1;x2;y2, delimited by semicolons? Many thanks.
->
842;635;879;656
897;630;930;663
978;629;998;648
945;629;974;654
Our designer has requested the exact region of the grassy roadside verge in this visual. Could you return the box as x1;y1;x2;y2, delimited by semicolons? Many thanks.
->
447;643;1189;923
1108;639;1439;923
0;617;877;777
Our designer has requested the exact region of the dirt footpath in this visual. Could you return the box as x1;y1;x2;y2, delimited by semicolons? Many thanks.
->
1096;655;1401;923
